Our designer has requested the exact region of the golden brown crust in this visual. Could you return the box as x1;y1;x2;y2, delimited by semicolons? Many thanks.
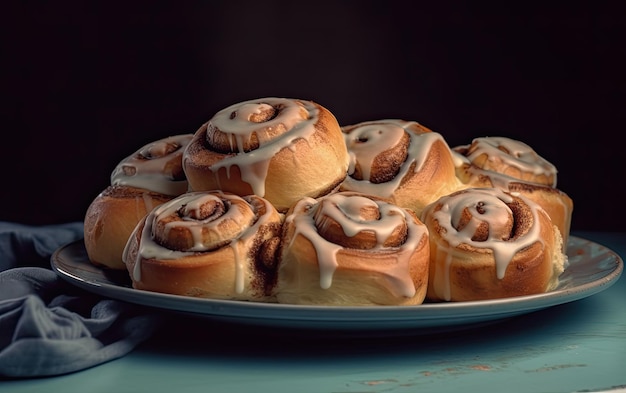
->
83;185;173;270
340;120;463;217
507;182;573;249
84;134;193;269
274;191;430;306
454;163;573;250
453;137;557;187
122;191;283;302
452;137;573;250
183;98;349;212
421;187;566;302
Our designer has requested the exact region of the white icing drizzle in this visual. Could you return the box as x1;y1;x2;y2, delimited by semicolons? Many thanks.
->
111;134;193;196
127;191;274;294
450;149;469;168
341;120;445;197
424;188;543;300
456;136;558;187
285;193;427;297
206;98;321;197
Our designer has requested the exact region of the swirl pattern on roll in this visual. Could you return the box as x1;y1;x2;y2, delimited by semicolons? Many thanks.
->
122;191;283;301
340;119;462;217
275;191;430;306
84;134;194;270
452;136;573;250
420;187;566;302
183;97;349;212
452;136;558;188
111;134;193;196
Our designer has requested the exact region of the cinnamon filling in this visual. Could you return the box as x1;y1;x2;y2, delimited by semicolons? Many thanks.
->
149;194;256;252
204;103;292;154
178;198;226;220
350;130;410;183
312;197;408;249
205;123;261;154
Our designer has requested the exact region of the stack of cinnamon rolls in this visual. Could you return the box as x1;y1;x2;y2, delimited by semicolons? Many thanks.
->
84;97;573;305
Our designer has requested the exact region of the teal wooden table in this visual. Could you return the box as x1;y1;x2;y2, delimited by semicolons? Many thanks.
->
3;231;625;393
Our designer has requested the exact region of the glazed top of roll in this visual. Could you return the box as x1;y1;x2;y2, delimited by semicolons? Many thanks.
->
341;119;450;196
184;97;348;199
125;190;281;295
452;136;558;188
421;187;566;283
284;192;428;297
111;134;193;196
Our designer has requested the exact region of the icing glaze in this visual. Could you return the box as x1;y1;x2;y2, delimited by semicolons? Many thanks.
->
341;120;446;198
111;134;193;196
452;136;573;252
422;188;547;301
193;98;326;198
125;191;277;294
453;136;558;187
284;192;428;298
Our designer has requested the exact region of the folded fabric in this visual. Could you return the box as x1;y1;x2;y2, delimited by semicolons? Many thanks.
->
0;221;84;272
0;221;161;378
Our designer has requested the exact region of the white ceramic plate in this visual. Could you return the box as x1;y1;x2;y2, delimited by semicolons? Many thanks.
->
51;236;623;334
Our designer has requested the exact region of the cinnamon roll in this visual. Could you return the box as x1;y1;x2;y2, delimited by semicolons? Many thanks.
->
453;136;558;187
84;134;193;270
122;191;283;302
420;187;567;302
183;97;350;212
452;136;573;248
274;191;430;306
340;119;463;217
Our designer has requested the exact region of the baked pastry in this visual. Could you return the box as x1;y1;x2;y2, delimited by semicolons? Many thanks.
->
183;97;350;212
274;191;430;306
452;136;573;248
122;190;283;302
453;136;558;187
84;134;193;270
420;187;567;302
340;119;463;217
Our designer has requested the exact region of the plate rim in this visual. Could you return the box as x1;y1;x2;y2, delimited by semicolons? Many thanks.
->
51;235;623;326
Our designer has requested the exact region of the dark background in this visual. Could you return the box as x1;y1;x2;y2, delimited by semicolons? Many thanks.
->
2;1;625;232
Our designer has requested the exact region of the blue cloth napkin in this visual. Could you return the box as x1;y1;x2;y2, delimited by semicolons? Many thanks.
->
0;222;161;377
